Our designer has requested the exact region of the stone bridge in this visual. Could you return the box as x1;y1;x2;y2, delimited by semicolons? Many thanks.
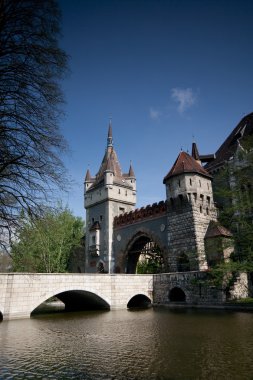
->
0;273;153;320
1;271;243;321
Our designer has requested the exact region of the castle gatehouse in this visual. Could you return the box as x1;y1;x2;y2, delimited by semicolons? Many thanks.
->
84;122;232;275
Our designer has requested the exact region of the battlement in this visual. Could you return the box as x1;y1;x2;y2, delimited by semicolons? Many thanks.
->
114;201;166;228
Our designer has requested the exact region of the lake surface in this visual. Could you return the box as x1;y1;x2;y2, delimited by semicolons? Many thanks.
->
0;307;253;379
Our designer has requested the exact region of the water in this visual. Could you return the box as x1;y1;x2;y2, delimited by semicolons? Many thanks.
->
0;307;253;379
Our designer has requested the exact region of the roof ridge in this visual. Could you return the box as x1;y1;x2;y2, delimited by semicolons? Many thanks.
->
163;151;212;183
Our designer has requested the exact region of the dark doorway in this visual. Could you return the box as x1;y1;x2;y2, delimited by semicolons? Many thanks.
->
169;287;186;302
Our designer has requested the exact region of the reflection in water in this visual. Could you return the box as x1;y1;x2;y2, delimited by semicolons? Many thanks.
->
0;308;253;379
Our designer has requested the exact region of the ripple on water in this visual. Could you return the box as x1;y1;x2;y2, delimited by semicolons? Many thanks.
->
0;309;253;379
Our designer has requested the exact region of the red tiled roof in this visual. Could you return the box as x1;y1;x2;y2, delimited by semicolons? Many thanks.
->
205;113;253;172
163;151;212;183
94;146;123;183
205;221;233;239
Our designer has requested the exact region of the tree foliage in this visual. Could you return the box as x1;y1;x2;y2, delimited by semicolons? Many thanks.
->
214;135;253;265
208;135;253;293
136;253;164;274
0;0;68;252
11;206;84;273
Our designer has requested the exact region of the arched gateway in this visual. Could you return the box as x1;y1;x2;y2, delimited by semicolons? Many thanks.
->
123;231;165;274
113;219;168;274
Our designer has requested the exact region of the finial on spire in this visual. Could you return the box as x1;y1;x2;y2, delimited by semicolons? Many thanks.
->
107;118;113;147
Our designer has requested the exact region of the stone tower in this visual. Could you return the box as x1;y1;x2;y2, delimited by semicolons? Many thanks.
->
84;122;136;273
163;146;217;271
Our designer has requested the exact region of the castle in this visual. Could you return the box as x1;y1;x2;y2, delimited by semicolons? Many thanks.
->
84;121;234;274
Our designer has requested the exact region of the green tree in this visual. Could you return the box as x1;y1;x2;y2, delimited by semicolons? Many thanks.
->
0;0;68;252
11;206;84;273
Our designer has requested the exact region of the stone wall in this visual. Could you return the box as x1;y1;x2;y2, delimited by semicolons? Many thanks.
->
153;271;226;305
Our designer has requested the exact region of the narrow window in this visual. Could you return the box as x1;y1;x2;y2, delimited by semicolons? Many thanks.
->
178;180;181;188
100;215;103;222
118;189;121;194
199;180;201;187
193;193;197;202
92;217;94;224
206;208;209;215
207;196;210;206
200;205;203;213
190;178;192;186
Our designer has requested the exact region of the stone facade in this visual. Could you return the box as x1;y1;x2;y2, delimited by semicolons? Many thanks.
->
153;272;226;305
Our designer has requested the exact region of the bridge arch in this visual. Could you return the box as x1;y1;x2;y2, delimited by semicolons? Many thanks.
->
123;228;167;274
30;287;111;316
169;287;186;302
127;294;152;309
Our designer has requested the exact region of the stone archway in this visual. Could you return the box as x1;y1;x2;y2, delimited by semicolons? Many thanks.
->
124;231;166;274
169;287;186;302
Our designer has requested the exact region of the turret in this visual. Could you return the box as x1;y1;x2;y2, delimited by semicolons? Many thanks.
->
84;122;136;274
163;151;215;213
124;161;136;191
84;169;94;192
163;150;217;271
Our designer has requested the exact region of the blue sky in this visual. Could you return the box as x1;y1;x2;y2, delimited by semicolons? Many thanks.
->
59;0;253;218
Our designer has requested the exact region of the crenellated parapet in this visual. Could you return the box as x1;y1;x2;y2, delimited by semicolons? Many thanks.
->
114;201;166;228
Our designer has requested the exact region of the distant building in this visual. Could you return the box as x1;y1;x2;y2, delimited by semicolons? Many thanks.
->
205;112;253;174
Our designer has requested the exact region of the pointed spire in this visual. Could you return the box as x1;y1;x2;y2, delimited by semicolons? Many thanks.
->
85;169;92;182
191;142;200;161
128;161;135;177
107;119;113;147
